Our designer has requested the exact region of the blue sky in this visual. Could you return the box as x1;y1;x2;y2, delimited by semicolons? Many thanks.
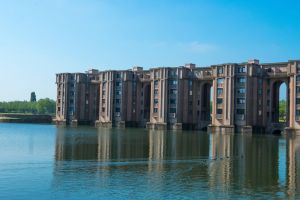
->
0;0;299;101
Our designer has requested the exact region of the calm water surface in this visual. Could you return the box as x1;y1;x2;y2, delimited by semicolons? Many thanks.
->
0;123;299;199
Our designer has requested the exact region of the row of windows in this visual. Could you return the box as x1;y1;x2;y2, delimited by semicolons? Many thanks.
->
168;80;177;85
237;88;246;94
237;98;245;104
237;77;246;83
237;66;246;73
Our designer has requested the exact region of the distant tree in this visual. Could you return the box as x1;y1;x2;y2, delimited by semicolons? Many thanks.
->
279;100;286;122
30;92;36;102
0;98;56;115
36;98;56;114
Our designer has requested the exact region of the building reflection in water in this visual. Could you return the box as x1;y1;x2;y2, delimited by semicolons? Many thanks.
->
208;133;235;190
54;127;300;198
286;135;300;198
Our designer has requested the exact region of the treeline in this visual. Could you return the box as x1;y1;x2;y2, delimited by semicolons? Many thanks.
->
0;98;56;115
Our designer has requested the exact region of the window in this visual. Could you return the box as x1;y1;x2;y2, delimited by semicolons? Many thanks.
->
217;98;223;104
154;89;159;95
237;66;246;73
217;88;223;96
116;99;120;104
153;108;158;113
297;86;300;93
170;99;176;104
237;77;246;83
154;99;159;105
102;99;105;104
168;70;176;76
217;78;224;87
170;89;177;95
296;110;300;116
217;109;223;114
258;89;262;95
115;108;120;112
68;107;74;114
237;109;245;115
170;108;176;113
116;90;121;95
102;107;105;112
116;73;121;78
116;81;121;87
237;98;245;104
237;88;245;94
296;98;300;104
297;76;300;81
155;71;160;78
217;67;224;74
168;80;177;85
217;78;224;84
102;91;106;96
154;80;159;86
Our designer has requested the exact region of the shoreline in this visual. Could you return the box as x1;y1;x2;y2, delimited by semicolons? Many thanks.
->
0;113;53;124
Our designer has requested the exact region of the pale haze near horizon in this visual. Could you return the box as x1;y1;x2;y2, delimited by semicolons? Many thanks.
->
0;0;299;101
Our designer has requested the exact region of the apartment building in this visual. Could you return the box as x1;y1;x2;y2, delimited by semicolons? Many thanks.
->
56;59;300;134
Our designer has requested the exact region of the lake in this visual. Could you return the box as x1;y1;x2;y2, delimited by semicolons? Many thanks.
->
0;123;299;199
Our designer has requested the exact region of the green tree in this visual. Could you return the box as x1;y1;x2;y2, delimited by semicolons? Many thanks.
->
279;100;286;122
36;98;56;114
